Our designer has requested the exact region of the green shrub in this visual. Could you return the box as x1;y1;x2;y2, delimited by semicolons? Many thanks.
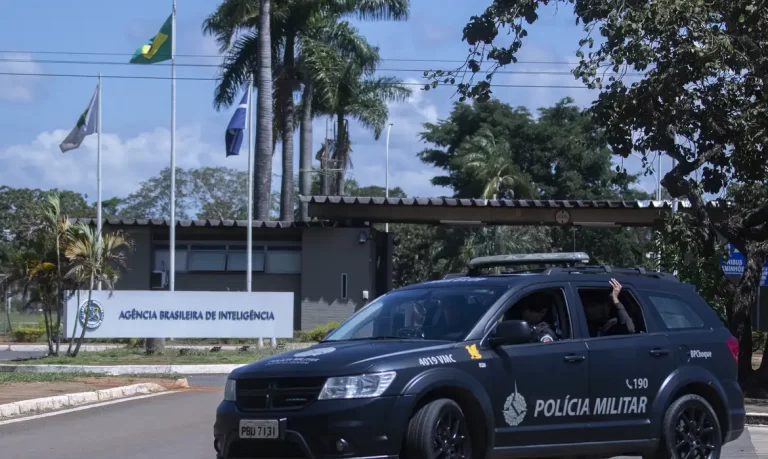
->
10;326;46;343
302;321;341;342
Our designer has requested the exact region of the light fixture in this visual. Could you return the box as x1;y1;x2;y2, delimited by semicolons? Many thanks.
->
573;222;619;228
358;231;368;244
439;220;486;226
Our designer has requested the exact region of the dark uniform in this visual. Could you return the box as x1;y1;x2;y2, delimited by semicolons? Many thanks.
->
589;300;636;337
532;321;557;343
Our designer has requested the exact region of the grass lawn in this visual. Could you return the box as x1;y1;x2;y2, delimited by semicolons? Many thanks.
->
10;347;287;365
0;372;179;384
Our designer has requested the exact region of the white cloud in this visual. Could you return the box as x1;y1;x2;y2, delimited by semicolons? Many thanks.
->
0;125;253;201
0;53;43;103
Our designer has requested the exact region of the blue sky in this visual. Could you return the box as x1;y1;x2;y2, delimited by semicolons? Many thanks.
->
0;0;670;204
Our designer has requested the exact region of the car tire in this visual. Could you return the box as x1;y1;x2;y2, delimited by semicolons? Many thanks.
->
405;398;473;459
646;394;722;459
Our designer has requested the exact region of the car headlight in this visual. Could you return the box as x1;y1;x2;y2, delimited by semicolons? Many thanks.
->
223;379;236;401
318;371;396;400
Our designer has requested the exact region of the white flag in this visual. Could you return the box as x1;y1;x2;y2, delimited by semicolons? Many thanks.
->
59;86;99;153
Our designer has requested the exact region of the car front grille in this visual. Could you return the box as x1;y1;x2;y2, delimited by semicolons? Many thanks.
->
236;377;326;411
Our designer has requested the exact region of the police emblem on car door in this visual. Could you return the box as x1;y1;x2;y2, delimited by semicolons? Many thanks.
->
489;285;592;448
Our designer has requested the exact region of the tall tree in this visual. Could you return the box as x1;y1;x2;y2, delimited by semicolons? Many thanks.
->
436;0;768;389
419;97;654;269
204;0;409;219
451;128;534;199
115;166;280;221
254;0;274;221
322;65;412;195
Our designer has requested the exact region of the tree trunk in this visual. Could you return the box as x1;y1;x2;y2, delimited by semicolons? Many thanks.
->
53;305;61;356
3;285;11;333
299;82;313;222
321;147;329;196
254;0;274;221
146;338;166;355
750;247;768;391
55;235;62;356
66;288;79;356
336;112;346;195
72;275;94;357
42;305;54;355
279;34;296;222
731;246;765;386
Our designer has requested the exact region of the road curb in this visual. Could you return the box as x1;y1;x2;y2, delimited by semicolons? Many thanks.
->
1;343;312;353
746;412;768;426
0;381;178;420
0;363;247;375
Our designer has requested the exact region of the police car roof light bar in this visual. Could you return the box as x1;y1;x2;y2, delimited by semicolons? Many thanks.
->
467;252;591;275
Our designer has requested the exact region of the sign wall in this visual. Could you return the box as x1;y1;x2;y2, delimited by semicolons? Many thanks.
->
64;290;294;338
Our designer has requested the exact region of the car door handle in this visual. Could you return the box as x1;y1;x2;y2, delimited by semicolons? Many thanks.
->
649;348;670;357
564;354;586;363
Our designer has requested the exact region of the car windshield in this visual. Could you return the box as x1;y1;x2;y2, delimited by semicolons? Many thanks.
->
323;285;507;342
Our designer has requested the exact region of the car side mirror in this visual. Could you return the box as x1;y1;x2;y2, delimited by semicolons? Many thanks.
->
489;320;534;347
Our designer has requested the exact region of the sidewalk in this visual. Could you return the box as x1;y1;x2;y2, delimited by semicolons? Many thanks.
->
0;376;185;406
1;342;310;352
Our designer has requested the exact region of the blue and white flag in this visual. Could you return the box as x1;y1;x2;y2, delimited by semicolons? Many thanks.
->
225;90;250;157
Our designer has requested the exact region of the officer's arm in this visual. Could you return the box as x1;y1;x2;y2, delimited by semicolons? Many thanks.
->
612;299;636;334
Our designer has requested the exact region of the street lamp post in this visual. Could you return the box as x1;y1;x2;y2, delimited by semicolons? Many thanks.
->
385;123;393;233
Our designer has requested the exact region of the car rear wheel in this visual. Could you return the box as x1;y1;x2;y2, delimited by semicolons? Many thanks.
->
649;394;722;459
405;398;473;459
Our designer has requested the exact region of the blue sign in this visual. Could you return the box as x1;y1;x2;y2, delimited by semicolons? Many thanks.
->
721;244;768;286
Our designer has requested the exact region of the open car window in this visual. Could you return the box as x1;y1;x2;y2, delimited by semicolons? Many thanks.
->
323;286;508;342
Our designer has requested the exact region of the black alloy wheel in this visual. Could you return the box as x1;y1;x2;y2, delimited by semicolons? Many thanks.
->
405;399;473;459
658;394;722;459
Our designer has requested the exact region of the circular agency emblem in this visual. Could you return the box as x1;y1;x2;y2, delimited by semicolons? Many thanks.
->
502;382;527;427
294;347;336;358
78;299;104;330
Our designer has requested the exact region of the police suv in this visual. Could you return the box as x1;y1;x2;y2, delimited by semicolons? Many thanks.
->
213;252;745;459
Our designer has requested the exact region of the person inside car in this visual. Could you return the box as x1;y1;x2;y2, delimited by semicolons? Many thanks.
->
584;278;636;337
519;292;558;343
423;296;467;341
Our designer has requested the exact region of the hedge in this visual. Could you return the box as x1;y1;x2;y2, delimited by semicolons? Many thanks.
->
300;321;341;342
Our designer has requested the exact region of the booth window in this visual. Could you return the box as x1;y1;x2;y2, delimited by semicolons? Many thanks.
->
265;246;301;274
153;244;189;272
188;244;227;272
226;245;266;272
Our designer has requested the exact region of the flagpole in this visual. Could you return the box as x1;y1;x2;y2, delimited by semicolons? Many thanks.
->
169;0;177;292
97;73;103;291
247;79;254;293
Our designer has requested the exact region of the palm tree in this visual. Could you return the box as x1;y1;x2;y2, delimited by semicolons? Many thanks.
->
64;222;132;357
203;0;410;217
320;63;412;195
10;192;72;355
452;128;536;200
296;16;381;215
203;0;275;221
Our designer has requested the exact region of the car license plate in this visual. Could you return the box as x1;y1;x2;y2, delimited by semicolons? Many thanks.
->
239;419;279;439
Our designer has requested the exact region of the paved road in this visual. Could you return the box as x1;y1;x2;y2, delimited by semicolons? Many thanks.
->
0;376;764;459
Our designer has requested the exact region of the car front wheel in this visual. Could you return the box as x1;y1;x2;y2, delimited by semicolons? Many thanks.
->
405;398;473;459
652;394;722;459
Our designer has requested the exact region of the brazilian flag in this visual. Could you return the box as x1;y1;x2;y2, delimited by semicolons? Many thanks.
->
130;14;173;64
